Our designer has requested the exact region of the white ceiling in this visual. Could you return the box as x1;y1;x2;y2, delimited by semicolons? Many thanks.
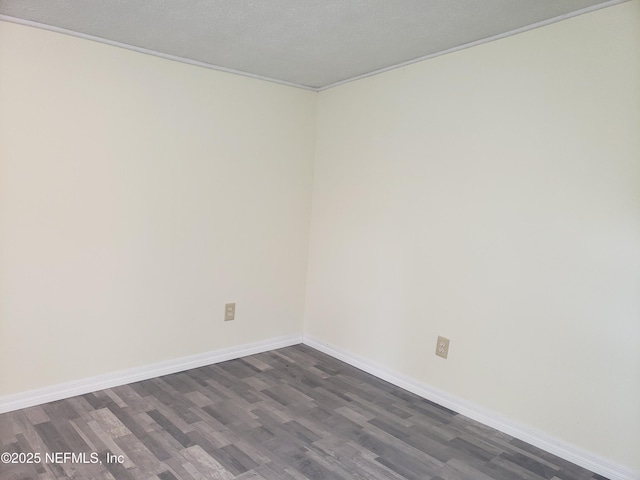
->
0;0;627;90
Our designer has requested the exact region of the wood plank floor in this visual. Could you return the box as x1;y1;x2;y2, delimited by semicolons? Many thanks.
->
0;345;608;480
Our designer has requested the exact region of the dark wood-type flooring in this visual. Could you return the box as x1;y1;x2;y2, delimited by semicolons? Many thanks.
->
0;345;608;480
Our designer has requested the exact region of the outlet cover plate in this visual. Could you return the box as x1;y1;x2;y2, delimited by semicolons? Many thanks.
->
224;303;236;321
436;336;450;359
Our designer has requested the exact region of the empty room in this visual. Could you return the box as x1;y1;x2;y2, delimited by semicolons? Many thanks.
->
0;1;638;479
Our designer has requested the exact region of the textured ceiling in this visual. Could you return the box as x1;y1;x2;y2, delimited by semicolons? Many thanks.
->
0;0;627;90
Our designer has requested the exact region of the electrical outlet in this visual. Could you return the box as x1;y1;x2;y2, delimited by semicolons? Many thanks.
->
435;336;450;359
224;303;235;321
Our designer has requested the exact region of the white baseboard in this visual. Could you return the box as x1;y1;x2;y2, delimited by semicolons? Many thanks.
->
0;334;302;415
303;335;639;480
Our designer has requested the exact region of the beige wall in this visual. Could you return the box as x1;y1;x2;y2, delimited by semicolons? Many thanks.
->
305;1;640;470
0;22;316;394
